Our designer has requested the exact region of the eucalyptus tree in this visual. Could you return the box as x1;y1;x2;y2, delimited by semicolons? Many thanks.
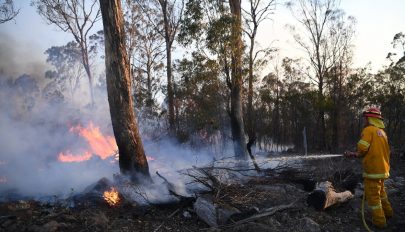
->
32;0;101;106
372;32;405;147
228;0;248;159
125;1;165;110
242;0;275;140
178;0;248;159
135;0;184;133
175;51;226;145
44;41;85;100
0;0;19;23
99;0;151;181
324;12;356;151
287;0;348;150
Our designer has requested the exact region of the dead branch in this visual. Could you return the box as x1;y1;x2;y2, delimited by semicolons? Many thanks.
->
153;208;181;232
234;200;297;225
156;171;176;192
192;166;222;189
201;200;298;231
155;171;195;207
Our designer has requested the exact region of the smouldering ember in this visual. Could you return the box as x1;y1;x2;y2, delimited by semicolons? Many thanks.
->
58;122;156;163
103;187;120;206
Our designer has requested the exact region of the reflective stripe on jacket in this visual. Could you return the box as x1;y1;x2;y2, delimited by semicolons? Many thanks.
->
357;125;390;179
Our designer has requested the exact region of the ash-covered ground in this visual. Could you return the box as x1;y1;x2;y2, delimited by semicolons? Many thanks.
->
0;153;404;232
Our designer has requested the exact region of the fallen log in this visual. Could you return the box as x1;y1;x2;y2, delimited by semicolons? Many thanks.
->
194;195;241;227
232;200;297;225
307;181;353;210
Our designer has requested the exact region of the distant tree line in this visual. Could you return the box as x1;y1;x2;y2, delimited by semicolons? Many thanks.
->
14;0;405;159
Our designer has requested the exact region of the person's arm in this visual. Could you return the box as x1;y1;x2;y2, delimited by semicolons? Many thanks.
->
357;127;372;157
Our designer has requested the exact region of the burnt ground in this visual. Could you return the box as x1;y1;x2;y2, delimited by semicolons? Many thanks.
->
0;154;404;232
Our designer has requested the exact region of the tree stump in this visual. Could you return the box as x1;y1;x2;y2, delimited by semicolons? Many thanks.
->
307;181;353;210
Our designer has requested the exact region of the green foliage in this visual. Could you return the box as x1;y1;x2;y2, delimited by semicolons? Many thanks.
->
44;41;85;100
206;15;234;52
177;0;204;46
175;51;227;143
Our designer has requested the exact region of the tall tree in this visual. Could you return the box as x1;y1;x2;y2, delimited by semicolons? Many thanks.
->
127;1;165;110
0;0;19;23
32;0;101;106
229;0;248;160
326;13;355;152
137;0;184;133
44;41;85;100
287;0;342;151
157;0;183;133
99;0;151;181
243;0;275;140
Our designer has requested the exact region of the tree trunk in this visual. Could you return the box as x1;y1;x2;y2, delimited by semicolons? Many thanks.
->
80;46;95;107
307;181;353;210
229;0;248;160
160;0;175;133
146;57;153;107
318;80;326;151
99;0;151;181
247;35;255;140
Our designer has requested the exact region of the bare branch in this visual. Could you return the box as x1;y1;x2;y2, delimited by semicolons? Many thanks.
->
0;0;19;24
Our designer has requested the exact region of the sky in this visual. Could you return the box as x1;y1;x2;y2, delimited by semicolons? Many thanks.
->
0;0;404;77
257;0;405;73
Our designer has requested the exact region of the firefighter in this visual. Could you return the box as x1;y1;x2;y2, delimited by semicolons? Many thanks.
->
345;107;393;229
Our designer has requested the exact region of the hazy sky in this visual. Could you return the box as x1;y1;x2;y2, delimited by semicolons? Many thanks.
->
0;0;404;76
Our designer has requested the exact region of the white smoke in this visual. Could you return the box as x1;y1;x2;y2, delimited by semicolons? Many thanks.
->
0;31;231;202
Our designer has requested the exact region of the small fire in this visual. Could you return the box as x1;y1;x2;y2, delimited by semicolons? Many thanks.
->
103;187;120;206
58;122;156;163
58;151;92;162
58;122;118;162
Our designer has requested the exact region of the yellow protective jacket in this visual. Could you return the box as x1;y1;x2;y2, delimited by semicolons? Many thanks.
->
357;125;390;179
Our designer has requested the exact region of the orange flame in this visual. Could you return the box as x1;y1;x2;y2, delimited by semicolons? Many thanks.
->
70;122;117;159
58;151;92;162
58;122;156;163
58;122;118;162
103;187;120;206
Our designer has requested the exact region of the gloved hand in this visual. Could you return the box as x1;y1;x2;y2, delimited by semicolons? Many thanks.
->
344;151;358;158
